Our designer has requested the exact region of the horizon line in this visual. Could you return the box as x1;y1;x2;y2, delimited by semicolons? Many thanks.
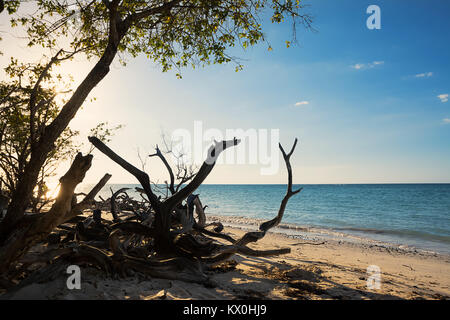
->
80;182;450;185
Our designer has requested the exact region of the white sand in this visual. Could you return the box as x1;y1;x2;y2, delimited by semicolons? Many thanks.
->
4;219;449;300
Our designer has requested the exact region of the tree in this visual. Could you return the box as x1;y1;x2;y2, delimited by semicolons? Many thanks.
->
147;132;198;197
0;58;80;212
0;0;312;274
0;59;123;213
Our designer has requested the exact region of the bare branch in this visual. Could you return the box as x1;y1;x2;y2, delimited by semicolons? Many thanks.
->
260;138;302;232
110;187;130;222
88;136;160;210
149;145;175;195
63;172;112;222
163;138;241;212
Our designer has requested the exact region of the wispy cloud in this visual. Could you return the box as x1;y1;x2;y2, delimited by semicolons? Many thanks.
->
351;63;364;70
415;72;433;78
443;118;450;124
295;101;309;107
370;61;384;67
437;94;449;103
351;61;384;70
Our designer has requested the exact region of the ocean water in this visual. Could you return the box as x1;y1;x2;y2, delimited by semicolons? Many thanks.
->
78;183;450;254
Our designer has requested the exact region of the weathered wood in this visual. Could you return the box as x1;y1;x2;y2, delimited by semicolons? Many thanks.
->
192;195;206;228
149;145;176;195
2;138;302;289
63;173;112;222
164;138;241;212
237;139;302;245
109;221;156;238
173;233;218;258
110;187;130;222
19;247;73;265
177;206;194;233
201;139;301;265
193;223;235;244
0;153;93;273
89;136;241;254
88;136;161;209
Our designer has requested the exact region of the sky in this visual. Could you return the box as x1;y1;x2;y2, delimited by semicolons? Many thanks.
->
1;0;450;185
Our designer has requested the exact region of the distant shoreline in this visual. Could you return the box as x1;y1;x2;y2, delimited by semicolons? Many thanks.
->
207;214;450;256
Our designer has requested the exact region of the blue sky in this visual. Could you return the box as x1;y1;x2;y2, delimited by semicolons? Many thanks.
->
1;0;449;184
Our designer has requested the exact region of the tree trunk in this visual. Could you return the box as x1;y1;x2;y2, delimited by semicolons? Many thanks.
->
0;18;125;243
0;153;93;273
88;136;241;255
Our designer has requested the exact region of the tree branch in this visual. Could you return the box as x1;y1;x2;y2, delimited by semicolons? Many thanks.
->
259;138;302;232
163;138;241;212
149;145;175;195
110;187;130;222
88;136;160;209
124;0;182;26
64;173;112;222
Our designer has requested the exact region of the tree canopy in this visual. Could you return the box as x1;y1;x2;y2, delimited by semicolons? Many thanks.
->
0;57;122;210
5;0;312;74
0;58;79;199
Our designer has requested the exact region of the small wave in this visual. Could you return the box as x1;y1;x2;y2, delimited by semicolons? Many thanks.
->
208;214;450;255
334;226;450;244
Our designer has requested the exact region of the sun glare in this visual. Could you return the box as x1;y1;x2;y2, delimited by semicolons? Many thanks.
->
44;182;61;200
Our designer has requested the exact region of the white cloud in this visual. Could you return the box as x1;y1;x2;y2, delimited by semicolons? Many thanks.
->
351;61;384;70
351;63;364;70
415;72;433;78
443;118;450;124
371;61;384;66
295;101;309;106
438;94;449;103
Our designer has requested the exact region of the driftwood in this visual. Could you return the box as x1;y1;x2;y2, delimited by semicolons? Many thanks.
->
53;136;301;284
191;194;207;228
1;137;302;291
110;187;130;222
0;153;111;275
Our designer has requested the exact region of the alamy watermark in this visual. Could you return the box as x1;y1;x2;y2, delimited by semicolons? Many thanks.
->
66;265;81;290
366;5;381;30
366;265;381;289
171;121;281;175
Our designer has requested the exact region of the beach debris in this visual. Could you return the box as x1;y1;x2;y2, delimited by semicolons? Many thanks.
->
0;137;303;292
0;154;112;275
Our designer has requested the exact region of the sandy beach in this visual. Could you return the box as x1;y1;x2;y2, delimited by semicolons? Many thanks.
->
3;213;449;300
2;0;450;305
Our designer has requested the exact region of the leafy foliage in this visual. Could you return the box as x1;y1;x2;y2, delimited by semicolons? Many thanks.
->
7;0;313;74
0;58;79;206
88;121;124;153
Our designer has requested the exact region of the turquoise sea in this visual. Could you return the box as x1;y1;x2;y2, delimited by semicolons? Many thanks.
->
78;183;450;254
